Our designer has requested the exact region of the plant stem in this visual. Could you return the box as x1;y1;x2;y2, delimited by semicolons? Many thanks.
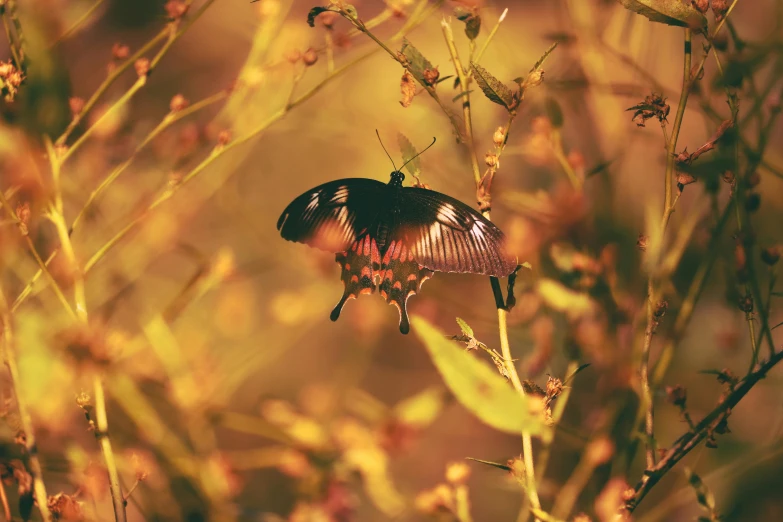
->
0;288;53;522
639;26;693;471
472;8;508;67
46;137;127;522
628;348;783;512
535;360;580;481
51;0;106;45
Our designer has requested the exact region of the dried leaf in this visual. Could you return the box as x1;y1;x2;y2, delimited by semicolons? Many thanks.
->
400;70;416;108
617;0;707;31
413;317;548;435
470;62;515;110
397;132;420;178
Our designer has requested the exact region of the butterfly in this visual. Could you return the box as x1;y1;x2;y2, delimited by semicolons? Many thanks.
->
276;149;517;334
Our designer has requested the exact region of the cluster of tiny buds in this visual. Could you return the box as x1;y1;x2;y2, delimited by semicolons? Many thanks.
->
485;151;499;169
493;126;505;148
135;58;150;78
170;94;189;113
164;0;189;21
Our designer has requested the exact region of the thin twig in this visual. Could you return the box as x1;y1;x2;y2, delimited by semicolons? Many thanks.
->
0;289;53;522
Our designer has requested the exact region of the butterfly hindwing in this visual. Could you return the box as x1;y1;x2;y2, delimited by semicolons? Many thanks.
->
330;235;381;322
277;179;386;252
378;239;433;334
397;187;517;277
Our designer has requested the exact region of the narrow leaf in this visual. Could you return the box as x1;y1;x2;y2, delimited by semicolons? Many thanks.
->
465;457;512;471
545;97;564;128
470;62;515;110
413;316;548;435
455;317;474;338
452;90;474;102
397;132;420;178
536;279;594;319
562;363;591;386
617;0;707;30
529;42;558;74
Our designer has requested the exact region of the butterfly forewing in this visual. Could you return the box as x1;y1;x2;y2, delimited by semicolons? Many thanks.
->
398;187;517;277
276;179;386;252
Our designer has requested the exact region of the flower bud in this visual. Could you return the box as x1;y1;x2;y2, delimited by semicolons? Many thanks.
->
169;94;188;113
134;58;150;78
493;126;505;147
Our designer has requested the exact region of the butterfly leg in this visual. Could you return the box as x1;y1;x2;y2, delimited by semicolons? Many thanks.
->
379;241;434;334
330;237;380;322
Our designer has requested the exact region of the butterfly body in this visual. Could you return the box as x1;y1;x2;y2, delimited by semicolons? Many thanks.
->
277;171;517;333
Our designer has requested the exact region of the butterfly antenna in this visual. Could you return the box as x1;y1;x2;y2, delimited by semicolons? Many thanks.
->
376;130;398;171
399;136;436;173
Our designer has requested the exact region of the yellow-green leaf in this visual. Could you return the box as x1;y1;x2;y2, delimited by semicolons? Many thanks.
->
470;62;515;110
412;317;548;436
393;386;446;427
455;317;473;338
536;279;594;319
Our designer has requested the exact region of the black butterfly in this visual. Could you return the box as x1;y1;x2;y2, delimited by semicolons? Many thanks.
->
277;170;517;334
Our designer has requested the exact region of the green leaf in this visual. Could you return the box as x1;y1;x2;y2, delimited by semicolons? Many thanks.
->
617;0;707;31
451;90;474;102
545;97;564;128
470;62;515;110
465;15;481;41
412;316;548;436
529;42;558;74
393;386;446;427
397;132;420;178
465;457;511;471
586;159;614;178
455;317;474;338
401;39;434;84
307;7;332;27
536;279;594;319
562;363;591;386
685;467;716;512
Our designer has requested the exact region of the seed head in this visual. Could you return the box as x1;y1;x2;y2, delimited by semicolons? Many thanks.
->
302;48;318;66
493;126;505;147
169;94;189;113
165;0;189;21
112;43;130;60
422;67;440;86
134;58;150;78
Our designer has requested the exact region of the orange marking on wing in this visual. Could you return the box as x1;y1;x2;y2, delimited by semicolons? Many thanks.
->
361;266;372;277
398;244;407;260
347;293;357;300
344;263;351;271
370;239;381;265
384;269;393;281
359;288;373;295
351;275;359;283
362;236;371;256
380;290;388;299
407;274;418;281
407;251;414;261
393;281;402;290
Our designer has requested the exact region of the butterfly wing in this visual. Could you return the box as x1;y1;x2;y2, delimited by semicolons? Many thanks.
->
277;178;387;252
397;187;518;277
377;238;433;334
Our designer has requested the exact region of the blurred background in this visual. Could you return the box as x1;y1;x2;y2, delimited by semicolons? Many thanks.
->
1;0;783;520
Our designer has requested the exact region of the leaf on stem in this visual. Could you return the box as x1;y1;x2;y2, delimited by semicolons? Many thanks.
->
470;62;515;110
465;457;512;471
400;39;434;84
306;7;335;27
617;0;707;31
413;316;548;436
397;132;421;179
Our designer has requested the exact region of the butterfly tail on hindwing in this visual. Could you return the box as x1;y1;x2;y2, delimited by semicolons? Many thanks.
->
378;239;434;334
330;235;381;322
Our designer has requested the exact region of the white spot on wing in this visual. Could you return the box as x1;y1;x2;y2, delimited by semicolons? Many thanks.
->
436;203;459;225
330;186;349;204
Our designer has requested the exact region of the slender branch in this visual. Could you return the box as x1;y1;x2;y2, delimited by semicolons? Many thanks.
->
45;138;127;522
472;8;508;67
628;349;783;512
50;0;106;46
0;288;53;522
